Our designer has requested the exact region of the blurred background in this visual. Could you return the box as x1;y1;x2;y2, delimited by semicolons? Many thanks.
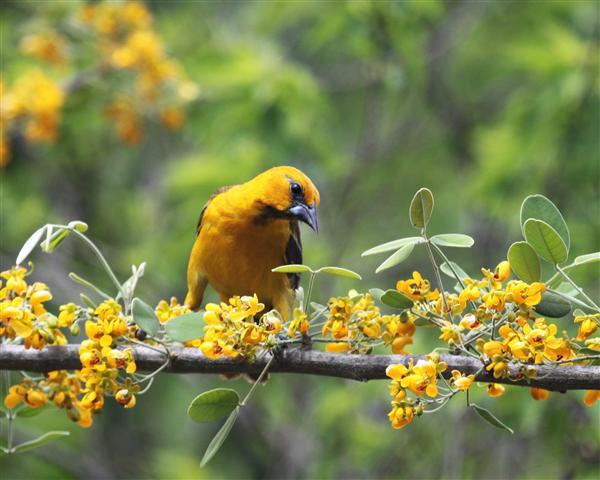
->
1;0;599;478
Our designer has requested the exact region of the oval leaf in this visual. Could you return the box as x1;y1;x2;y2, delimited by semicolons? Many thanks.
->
188;388;240;423
200;406;240;467
523;219;568;264
361;237;423;257
380;289;414;309
12;431;70;454
409;188;434;229
520;194;570;250
471;404;514;434
375;243;415;274
16;404;50;418
430;234;474;248
272;264;313;274
165;312;205;342
507;242;541;283
535;291;571;318
317;266;362;280
440;261;470;283
16;227;46;265
369;288;385;302
132;298;161;336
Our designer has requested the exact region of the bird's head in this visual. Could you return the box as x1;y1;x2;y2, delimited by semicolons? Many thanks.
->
250;166;320;231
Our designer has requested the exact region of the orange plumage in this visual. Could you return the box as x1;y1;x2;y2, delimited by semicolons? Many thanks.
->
185;166;320;319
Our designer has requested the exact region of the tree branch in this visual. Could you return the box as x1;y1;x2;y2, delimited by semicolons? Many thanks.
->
0;344;598;391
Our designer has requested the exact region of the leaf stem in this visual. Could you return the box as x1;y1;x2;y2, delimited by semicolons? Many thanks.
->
240;355;274;407
424;235;451;321
555;264;600;312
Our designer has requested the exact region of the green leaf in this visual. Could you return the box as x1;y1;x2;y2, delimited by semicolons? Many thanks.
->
430;234;474;248
188;388;240;423
200;406;240;467
520;194;570;250
12;431;70;454
16;227;45;265
164;312;205;342
361;237;423;256
535;291;571;318
409;188;434;229
272;264;313;274
375;243;415;274
132;298;161;336
316;266;362;280
507;242;541;283
413;317;431;326
16;404;50;418
440;261;470;282
573;252;600;266
555;282;578;297
523;219;568;264
471;404;514;434
380;289;414;309
369;288;385;302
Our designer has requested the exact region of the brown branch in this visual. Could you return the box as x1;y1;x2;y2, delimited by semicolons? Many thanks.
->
1;344;599;391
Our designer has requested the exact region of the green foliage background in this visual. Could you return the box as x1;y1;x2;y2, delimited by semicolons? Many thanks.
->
1;1;599;479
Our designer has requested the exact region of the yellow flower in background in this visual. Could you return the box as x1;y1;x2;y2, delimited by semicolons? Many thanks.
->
487;383;506;397
20;32;68;64
483;290;505;311
439;320;462;345
530;387;549;401
325;342;350;353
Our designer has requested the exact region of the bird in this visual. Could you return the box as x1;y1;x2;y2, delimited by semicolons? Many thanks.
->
184;166;320;320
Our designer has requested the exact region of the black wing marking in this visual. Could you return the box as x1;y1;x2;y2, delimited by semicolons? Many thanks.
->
196;185;234;235
284;220;303;290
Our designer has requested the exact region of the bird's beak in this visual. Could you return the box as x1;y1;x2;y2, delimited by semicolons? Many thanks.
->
288;203;319;232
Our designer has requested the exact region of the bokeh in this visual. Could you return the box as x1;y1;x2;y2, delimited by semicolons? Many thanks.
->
1;1;598;479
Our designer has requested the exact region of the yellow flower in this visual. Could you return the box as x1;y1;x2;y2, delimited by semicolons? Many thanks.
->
155;297;191;323
494;261;511;283
439;320;463;345
575;314;599;341
483;291;505;311
530;387;549;401
507;281;545;306
386;364;409;381
487;383;506;397
1;266;28;295
288;308;309;338
450;370;475;391
585;338;600;351
325;342;350;353
58;303;78;327
391;335;413;354
115;389;137;409
396;271;432;301
229;294;265;322
388;403;415;429
459;313;481;330
20;32;68;64
261;312;282;334
583;390;600;407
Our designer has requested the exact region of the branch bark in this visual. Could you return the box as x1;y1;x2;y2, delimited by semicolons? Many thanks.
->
1;344;599;391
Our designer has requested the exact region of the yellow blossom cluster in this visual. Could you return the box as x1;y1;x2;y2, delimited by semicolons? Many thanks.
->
384;354;447;429
78;0;198;143
0;266;76;348
0;72;65;166
188;295;283;361
1;0;197;166
321;291;416;354
155;296;192;323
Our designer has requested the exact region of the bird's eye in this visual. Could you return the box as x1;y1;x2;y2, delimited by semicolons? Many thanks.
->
290;182;303;196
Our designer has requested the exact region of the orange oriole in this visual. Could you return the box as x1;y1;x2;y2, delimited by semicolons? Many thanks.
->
184;166;320;319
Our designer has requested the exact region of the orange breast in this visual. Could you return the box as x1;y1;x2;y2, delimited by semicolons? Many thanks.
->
195;194;292;308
